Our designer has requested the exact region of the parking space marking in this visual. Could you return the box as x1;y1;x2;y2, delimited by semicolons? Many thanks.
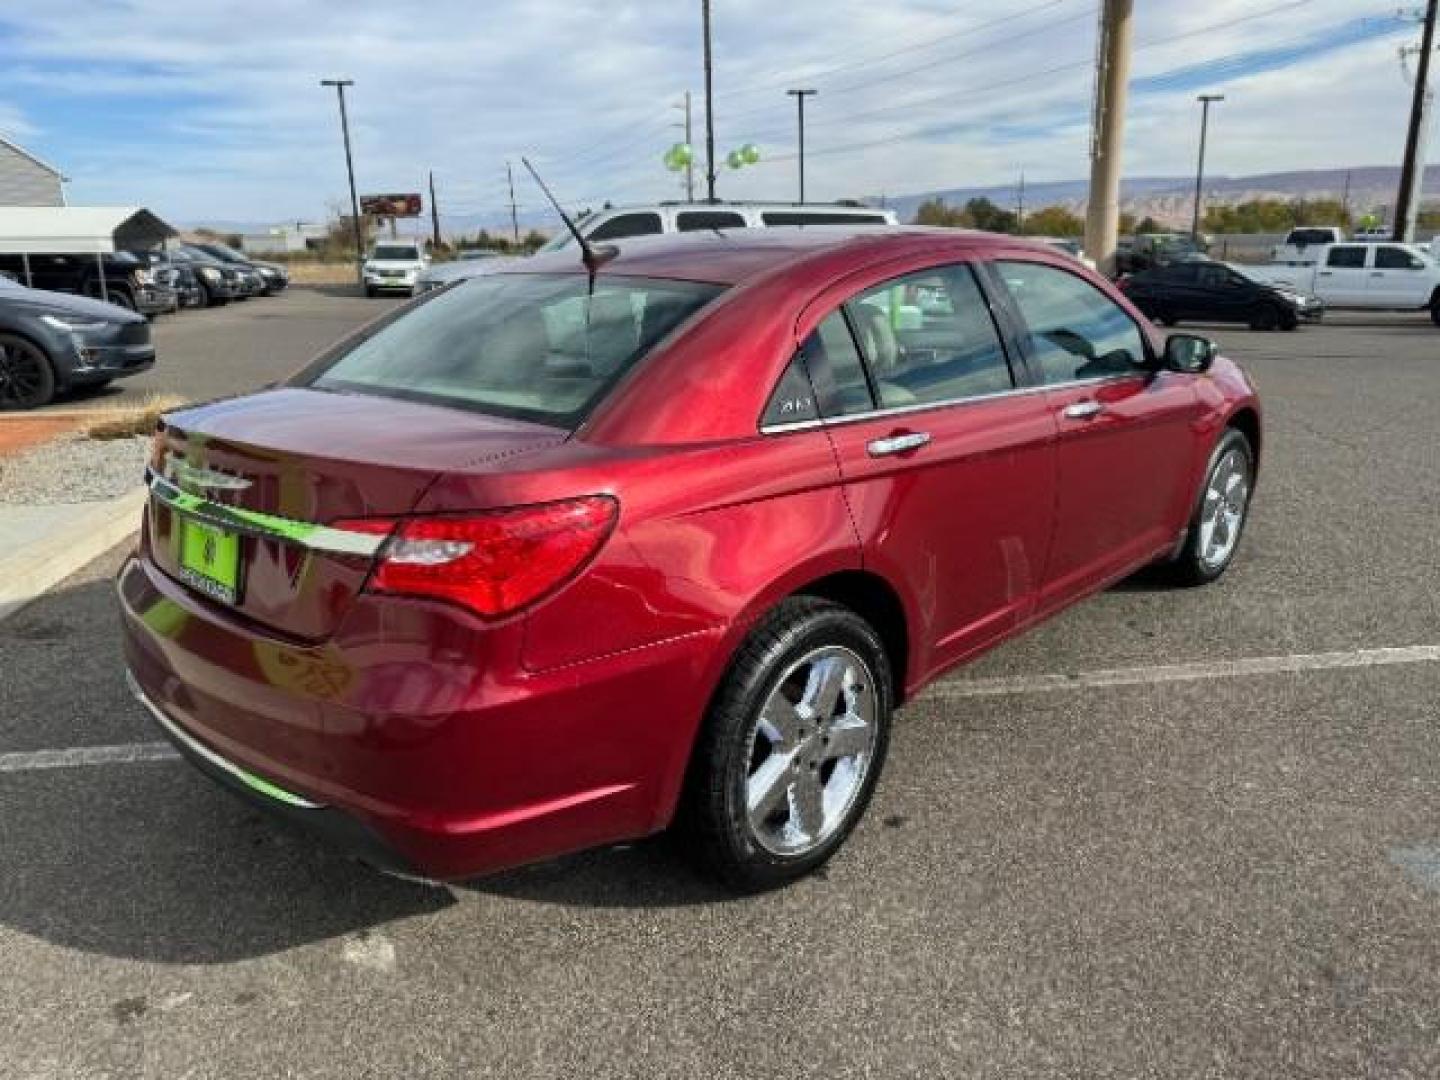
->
0;646;1435;777
928;644;1440;700
0;742;177;773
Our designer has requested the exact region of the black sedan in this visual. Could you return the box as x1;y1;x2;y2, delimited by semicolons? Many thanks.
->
0;276;155;409
189;241;289;294
1119;260;1323;331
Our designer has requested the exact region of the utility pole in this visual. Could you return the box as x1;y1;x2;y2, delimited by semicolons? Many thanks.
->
1083;0;1134;275
428;170;441;249
1395;0;1438;242
1016;170;1026;232
1191;94;1224;240
1341;169;1353;224
787;89;817;203
683;92;695;202
506;161;520;246
320;78;364;286
702;0;717;202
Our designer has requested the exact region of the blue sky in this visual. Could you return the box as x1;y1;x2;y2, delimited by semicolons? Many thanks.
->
0;0;1422;228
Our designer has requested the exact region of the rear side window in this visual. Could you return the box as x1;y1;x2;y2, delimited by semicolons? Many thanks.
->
1376;246;1423;269
304;273;723;428
847;265;1013;408
995;261;1146;385
587;213;663;241
801;312;875;418
1287;229;1334;246
1326;246;1366;268
676;210;747;231
761;211;889;226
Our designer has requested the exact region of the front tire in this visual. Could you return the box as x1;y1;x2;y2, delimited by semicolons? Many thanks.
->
0;333;57;410
1164;428;1255;587
683;597;894;890
1248;303;1281;331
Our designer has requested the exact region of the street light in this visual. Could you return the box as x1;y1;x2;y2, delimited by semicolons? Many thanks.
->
787;89;817;203
1192;93;1224;240
320;78;365;287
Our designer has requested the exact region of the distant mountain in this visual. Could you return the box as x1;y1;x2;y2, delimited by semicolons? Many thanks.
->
884;165;1440;228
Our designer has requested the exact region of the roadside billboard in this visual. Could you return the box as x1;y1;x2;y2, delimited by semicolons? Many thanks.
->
360;194;423;218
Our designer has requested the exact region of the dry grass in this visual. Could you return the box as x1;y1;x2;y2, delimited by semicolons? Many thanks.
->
83;393;188;441
282;260;358;285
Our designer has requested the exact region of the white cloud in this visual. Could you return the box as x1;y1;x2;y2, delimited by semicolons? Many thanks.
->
0;0;1426;225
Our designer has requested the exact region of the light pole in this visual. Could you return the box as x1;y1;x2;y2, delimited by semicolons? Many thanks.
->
702;0;717;202
320;78;364;286
787;88;816;203
1192;93;1224;240
673;93;695;202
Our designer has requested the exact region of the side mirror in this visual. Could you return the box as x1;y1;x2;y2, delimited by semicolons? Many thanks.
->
1163;333;1217;374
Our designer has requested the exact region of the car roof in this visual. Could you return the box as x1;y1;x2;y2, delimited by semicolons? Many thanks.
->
506;226;1049;286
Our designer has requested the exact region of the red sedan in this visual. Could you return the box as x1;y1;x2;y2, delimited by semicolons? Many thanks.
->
119;228;1261;889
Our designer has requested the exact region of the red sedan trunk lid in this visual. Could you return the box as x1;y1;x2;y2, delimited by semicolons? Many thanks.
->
148;388;565;640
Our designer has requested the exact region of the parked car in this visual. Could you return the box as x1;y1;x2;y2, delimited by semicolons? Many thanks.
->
1119;259;1323;331
190;241;289;294
1246;242;1440;324
1114;232;1208;276
132;250;204;310
1268;226;1346;264
121;229;1261;889
179;244;262;300
168;247;243;307
0;251;176;317
421;202;901;291
363;240;430;296
0;274;155;409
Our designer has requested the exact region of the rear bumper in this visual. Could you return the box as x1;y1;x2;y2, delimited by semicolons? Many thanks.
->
116;550;721;880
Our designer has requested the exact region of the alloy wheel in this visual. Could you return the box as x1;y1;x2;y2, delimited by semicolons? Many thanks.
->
744;645;879;857
0;338;51;410
1198;447;1250;571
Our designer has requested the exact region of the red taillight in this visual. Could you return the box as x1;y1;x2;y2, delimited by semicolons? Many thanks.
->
339;496;617;619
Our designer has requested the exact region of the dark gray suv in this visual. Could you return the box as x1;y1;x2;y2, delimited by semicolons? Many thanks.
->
0;276;155;409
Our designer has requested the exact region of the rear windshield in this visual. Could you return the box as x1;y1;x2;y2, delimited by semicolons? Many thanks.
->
302;273;725;427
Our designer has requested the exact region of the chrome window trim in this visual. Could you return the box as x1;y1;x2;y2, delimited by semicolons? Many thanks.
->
759;371;1144;435
148;472;387;557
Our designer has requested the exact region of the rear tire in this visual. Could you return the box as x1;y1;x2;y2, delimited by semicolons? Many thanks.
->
682;597;894;891
1430;292;1440;327
1162;428;1255;587
0;333;57;411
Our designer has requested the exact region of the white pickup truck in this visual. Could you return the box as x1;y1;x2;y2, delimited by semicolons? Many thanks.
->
1247;242;1440;325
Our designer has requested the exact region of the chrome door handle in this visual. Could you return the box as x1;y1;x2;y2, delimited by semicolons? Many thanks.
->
1062;400;1104;420
866;432;931;457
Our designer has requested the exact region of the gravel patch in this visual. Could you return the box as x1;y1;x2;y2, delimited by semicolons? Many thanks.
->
0;434;149;504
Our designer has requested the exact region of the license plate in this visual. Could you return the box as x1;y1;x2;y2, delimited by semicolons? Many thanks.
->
178;520;242;605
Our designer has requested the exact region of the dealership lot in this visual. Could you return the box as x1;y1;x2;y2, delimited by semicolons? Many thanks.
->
2;296;1439;1077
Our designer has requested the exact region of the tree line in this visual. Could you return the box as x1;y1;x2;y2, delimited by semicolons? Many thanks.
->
913;195;1440;236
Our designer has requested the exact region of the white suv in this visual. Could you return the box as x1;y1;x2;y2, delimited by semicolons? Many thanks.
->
539;201;897;252
363;241;429;297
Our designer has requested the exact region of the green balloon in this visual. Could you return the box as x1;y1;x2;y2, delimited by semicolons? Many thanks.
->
741;142;760;164
727;149;745;169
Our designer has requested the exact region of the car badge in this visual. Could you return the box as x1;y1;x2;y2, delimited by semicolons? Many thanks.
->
168;459;253;494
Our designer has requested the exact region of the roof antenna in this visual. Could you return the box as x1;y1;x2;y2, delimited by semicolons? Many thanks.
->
521;157;618;273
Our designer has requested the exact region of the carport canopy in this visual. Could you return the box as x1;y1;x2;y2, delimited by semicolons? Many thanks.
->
0;206;176;301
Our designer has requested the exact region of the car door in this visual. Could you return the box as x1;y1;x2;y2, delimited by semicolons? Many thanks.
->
1195;262;1250;322
782;259;1057;679
1316;245;1369;305
989;257;1201;610
1369;245;1432;307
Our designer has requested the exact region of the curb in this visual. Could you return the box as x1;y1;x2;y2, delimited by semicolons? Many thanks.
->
0;488;147;622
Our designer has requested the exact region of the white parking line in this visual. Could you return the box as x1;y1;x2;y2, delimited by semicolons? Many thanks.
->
0;742;178;773
927;644;1440;700
1;645;1437;776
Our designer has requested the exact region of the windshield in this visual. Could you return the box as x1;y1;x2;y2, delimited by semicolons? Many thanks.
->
302;273;725;427
372;245;422;261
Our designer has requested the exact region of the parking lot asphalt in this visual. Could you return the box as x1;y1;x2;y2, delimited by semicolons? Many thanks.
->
2;298;1438;1078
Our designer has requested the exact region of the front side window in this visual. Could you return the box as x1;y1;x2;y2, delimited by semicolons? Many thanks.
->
846;265;1014;408
1376;246;1423;270
303;273;723;428
677;210;747;232
995;260;1146;385
587;213;663;242
1326;246;1366;269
